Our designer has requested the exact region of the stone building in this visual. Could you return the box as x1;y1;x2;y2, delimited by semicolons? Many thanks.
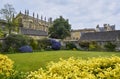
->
79;30;120;47
15;10;52;39
65;28;95;41
64;28;96;49
96;24;115;32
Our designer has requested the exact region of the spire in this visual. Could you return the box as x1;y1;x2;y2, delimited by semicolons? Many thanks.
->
41;15;43;20
25;10;26;15
37;13;39;19
19;11;21;14
27;10;29;15
44;16;46;21
48;17;52;23
33;12;35;18
96;24;99;28
37;13;39;22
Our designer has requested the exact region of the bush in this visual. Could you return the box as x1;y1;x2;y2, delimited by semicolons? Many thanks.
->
89;41;101;51
0;54;14;78
19;45;33;52
50;39;61;50
1;34;30;53
37;38;51;50
79;41;89;50
29;38;38;50
104;42;116;51
27;56;120;79
66;42;76;50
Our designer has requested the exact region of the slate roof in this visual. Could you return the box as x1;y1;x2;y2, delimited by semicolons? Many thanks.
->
20;28;48;36
79;30;120;42
71;28;95;32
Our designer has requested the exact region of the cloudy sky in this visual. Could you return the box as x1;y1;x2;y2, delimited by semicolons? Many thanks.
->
1;0;120;30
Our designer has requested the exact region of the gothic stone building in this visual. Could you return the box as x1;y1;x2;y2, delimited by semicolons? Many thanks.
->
15;10;52;39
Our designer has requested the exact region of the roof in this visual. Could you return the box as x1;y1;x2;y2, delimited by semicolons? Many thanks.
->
79;30;120;42
71;28;95;32
20;28;48;36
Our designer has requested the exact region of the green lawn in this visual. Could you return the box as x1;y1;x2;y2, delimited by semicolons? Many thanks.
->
7;50;120;72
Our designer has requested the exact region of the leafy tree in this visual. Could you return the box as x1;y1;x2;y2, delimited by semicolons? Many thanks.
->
49;16;71;39
0;4;17;34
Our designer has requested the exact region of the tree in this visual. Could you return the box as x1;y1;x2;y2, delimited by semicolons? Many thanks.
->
0;4;16;34
49;16;71;39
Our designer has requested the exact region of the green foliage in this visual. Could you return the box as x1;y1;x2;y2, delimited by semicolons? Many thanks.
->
49;16;71;39
29;38;38;50
7;71;27;79
104;42;116;51
89;41;100;51
79;41;89;50
37;38;51;50
1;34;30;53
66;42;77;50
7;51;120;72
27;56;120;79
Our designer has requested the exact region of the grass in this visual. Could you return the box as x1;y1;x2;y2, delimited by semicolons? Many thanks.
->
6;50;120;72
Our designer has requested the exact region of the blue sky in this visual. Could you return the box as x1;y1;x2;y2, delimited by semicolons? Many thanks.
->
1;0;120;30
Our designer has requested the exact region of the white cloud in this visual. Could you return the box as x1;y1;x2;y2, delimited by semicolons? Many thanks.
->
1;0;120;30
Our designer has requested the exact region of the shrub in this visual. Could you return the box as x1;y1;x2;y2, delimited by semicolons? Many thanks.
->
89;41;101;51
79;41;89;50
104;42;116;51
0;54;27;79
37;38;51;50
66;42;76;50
0;54;14;78
1;34;30;53
50;39;61;50
19;45;33;52
27;56;120;79
29;38;38;50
